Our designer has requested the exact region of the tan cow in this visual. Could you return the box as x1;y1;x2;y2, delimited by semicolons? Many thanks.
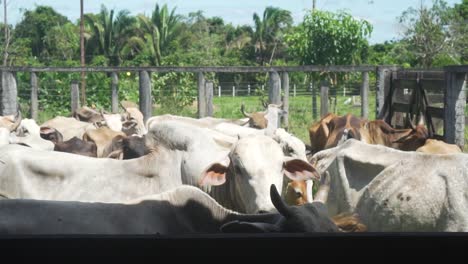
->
41;116;96;141
83;127;126;158
0;111;21;131
416;139;462;154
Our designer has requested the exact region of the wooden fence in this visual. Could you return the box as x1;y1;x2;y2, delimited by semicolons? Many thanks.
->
0;65;466;148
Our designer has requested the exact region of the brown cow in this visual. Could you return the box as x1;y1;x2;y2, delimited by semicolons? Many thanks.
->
416;139;462;154
240;103;268;129
360;119;429;151
40;127;63;144
308;113;363;155
103;134;152;159
54;137;97;157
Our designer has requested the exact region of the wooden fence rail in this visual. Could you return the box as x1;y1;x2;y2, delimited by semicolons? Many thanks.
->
0;65;466;148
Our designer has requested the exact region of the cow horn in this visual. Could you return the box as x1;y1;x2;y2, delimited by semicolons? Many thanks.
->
406;115;415;130
240;103;252;118
119;101;128;112
270;184;292;218
272;102;283;108
418;114;425;126
11;110;22;132
314;171;331;204
261;98;268;109
260;107;269;116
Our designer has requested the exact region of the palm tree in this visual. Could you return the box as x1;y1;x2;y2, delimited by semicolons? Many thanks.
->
137;4;181;65
84;5;137;66
253;6;292;65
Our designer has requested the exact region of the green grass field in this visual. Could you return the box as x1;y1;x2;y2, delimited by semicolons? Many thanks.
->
154;94;376;144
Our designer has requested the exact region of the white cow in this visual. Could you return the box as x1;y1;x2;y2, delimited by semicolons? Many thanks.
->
10;119;54;151
0;121;316;213
310;139;468;232
41;116;96;141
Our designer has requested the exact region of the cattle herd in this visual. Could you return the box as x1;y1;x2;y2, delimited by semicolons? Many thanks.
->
0;100;466;235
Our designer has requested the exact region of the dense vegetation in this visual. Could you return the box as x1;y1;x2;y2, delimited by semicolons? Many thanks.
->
0;0;466;119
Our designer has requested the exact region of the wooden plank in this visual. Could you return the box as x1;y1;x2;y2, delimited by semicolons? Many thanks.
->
139;71;152;123
0;71;17;116
268;71;281;105
71;80;80;114
361;71;369;119
312;81;317;120
281;72;289;129
444;71;466;149
320;80;329;117
111;72;118;113
30;72;38;120
0;65;378;73
197;72;206;118
205;81;214;117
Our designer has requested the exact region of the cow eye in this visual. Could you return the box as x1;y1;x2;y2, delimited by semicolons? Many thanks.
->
295;191;302;198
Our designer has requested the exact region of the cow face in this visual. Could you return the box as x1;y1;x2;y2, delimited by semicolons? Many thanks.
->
392;125;429;151
240;103;268;129
40;127;63;144
200;135;318;214
324;114;362;149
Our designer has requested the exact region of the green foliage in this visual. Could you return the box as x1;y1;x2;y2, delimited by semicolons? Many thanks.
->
14;6;69;60
286;10;372;66
398;0;458;67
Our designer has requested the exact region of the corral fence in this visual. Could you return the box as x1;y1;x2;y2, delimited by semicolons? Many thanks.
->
0;65;466;148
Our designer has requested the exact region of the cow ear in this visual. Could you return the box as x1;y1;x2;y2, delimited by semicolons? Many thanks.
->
283;159;320;181
199;157;230;187
220;220;280;233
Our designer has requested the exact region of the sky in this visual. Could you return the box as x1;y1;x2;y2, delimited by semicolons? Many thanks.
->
1;0;463;44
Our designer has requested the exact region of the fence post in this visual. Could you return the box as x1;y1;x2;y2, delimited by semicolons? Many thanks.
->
71;80;80;114
444;66;467;150
30;72;38;120
293;84;296;97
320;80;329;118
0;71;17;116
139;70;152;123
312;82;317;120
281;72;289;130
218;86;221;97
205;81;214;117
343;87;346;97
268;71;281;105
361;71;369;119
376;66;399;119
197;72;206;118
111;72;119;113
248;84;251;96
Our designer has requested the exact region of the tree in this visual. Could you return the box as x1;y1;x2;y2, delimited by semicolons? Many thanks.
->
252;7;292;65
452;0;468;63
43;22;79;62
137;4;182;65
285;10;372;66
84;5;137;66
14;6;69;61
398;0;456;67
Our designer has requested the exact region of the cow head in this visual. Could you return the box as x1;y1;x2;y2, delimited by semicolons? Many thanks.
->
95;110;123;132
220;173;339;233
0;110;22;132
392;116;429;151
40;127;63;144
199;135;318;214
240;103;268;129
324;114;362;149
